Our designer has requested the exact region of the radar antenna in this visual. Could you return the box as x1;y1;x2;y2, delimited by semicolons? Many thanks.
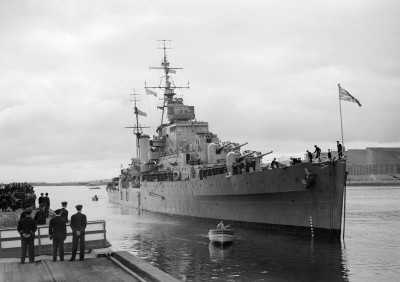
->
145;40;190;128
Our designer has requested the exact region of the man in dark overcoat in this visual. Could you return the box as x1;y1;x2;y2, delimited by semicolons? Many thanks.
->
38;193;44;207
17;208;37;264
49;209;67;261
44;192;50;218
69;204;87;261
34;203;46;225
60;201;68;223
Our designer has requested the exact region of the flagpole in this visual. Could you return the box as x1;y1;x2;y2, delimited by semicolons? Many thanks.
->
338;84;344;149
338;83;346;241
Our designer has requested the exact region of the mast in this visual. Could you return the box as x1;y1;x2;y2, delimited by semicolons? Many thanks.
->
125;90;149;158
145;40;189;129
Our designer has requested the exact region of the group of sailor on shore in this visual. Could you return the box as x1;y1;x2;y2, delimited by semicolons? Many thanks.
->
0;183;36;212
17;200;87;264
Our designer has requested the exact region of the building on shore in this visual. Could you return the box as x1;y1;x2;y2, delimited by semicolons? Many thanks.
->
335;147;400;182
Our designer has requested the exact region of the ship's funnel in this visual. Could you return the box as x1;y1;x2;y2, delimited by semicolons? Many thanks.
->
139;134;150;164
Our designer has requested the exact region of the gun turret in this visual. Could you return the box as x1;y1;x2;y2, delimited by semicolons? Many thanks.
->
231;142;248;151
237;151;256;162
216;142;231;154
255;151;273;158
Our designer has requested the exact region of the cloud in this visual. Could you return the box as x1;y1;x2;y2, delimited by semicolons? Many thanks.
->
1;0;399;182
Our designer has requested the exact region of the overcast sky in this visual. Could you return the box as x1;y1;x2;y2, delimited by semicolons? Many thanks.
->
1;0;399;183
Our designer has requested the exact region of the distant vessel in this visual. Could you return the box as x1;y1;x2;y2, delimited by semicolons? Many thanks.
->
107;41;347;239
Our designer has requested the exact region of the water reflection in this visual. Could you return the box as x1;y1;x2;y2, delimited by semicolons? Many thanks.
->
110;215;348;281
31;185;400;281
209;243;235;262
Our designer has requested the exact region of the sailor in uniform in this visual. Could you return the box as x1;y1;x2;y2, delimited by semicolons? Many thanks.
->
34;203;47;225
44;193;50;218
38;193;44;207
17;208;37;264
337;141;343;159
69;204;87;261
60;201;68;223
49;209;67;261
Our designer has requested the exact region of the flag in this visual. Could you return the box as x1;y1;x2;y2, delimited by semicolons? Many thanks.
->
146;88;157;97
339;85;361;107
135;108;147;117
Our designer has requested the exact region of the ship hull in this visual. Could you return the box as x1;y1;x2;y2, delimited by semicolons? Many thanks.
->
107;160;346;239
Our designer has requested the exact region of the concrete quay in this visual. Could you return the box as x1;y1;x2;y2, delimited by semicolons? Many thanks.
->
0;212;180;282
0;249;180;282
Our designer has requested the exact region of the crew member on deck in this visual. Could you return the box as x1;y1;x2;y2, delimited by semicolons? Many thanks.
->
271;158;279;169
328;149;332;161
307;150;313;163
314;145;321;162
337;141;343;159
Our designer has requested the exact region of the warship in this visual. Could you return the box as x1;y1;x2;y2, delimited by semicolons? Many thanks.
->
107;41;347;239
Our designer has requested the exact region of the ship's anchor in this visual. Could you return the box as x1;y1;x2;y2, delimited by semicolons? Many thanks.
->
301;168;316;189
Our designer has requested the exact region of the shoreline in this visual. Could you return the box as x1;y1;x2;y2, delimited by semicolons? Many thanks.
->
346;181;400;186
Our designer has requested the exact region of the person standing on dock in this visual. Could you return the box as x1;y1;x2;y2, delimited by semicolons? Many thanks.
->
60;201;69;223
10;192;17;212
38;193;44;207
69;204;87;261
17;208;37;264
49;209;67;262
34;203;46;225
44;193;50;218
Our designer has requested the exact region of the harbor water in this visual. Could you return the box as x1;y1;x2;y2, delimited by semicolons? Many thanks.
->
31;185;400;281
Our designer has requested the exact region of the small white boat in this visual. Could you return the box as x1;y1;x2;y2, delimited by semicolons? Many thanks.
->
92;196;99;201
208;229;234;244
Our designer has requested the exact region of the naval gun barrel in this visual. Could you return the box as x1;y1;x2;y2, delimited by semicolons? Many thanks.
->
216;142;231;154
237;151;256;162
231;142;248;151
255;151;273;158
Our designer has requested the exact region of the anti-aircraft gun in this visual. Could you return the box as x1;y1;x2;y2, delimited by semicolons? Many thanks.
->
216;142;231;154
237;151;257;162
255;151;273;158
230;142;248;152
237;150;273;162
